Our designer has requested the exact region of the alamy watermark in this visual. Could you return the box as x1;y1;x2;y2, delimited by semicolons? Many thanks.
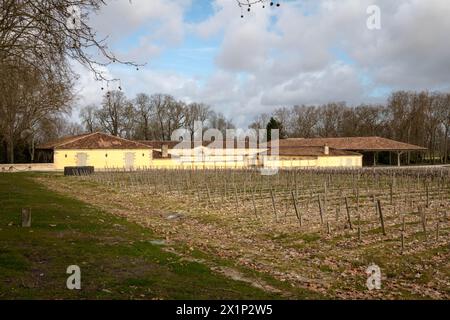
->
171;122;280;176
66;5;82;30
366;263;382;290
367;5;381;30
66;265;81;290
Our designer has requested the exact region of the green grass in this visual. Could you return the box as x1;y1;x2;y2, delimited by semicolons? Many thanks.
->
0;173;285;300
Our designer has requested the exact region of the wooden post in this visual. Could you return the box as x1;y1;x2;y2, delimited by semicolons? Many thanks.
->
21;208;31;228
327;221;331;235
344;197;353;230
251;192;258;218
196;185;201;201
270;189;278;222
401;231;405;254
377;199;386;236
436;221;440;241
390;182;393;206
234;185;239;215
356;186;360;213
318;195;325;225
419;207;427;239
291;191;302;226
206;184;213;207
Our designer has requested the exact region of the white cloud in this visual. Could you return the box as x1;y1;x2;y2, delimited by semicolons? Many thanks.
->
74;0;450;126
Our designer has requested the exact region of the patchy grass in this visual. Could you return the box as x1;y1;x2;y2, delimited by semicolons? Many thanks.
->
0;173;288;300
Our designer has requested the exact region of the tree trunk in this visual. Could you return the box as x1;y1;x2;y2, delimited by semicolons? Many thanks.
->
30;137;35;162
8;136;14;164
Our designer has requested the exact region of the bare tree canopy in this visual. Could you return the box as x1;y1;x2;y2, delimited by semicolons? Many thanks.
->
0;59;73;163
251;90;450;164
0;0;142;81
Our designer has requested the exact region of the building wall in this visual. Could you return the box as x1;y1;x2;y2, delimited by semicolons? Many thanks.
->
316;155;363;168
150;159;247;169
53;148;362;170
54;149;152;170
263;155;363;168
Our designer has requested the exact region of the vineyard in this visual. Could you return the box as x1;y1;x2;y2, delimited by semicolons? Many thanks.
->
40;167;450;299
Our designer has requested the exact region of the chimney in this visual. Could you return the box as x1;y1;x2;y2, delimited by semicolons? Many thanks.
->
324;144;330;156
162;144;169;158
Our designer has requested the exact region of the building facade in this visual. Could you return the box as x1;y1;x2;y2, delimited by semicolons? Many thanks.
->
35;133;426;171
37;133;152;170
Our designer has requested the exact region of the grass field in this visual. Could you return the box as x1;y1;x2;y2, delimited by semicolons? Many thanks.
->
0;173;310;300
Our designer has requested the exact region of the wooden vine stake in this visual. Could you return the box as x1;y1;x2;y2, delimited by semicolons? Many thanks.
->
389;182;393;205
435;221;440;241
270;189;278;222
251;191;258;219
377;199;386;236
291;190;302;226
419;206;427;239
344;197;353;230
234;185;239;215
401;231;405;254
318;195;325;225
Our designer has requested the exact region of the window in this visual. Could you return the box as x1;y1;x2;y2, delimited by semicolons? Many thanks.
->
124;152;135;169
76;153;88;166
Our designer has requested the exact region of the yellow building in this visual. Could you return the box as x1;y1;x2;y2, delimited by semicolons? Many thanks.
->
141;140;363;169
38;133;414;171
37;132;152;170
263;145;363;168
140;140;264;169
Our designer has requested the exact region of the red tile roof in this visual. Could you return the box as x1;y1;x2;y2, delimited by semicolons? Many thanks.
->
139;141;211;149
38;133;151;150
268;146;361;157
276;137;427;151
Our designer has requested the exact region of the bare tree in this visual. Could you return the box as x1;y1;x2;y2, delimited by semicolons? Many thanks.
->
185;103;211;138
134;93;153;140
0;0;141;82
209;111;235;136
80;104;99;133
96;90;129;137
291;105;319;138
0;60;72;163
249;113;271;130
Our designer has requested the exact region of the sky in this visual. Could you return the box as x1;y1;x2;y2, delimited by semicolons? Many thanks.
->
73;0;450;127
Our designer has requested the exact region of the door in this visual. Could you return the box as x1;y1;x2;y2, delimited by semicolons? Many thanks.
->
76;153;88;166
125;152;135;169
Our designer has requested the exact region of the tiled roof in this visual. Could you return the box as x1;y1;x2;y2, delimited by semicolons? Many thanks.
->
138;141;183;149
38;132;151;150
276;137;427;151
140;140;256;149
37;133;93;149
268;146;362;157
